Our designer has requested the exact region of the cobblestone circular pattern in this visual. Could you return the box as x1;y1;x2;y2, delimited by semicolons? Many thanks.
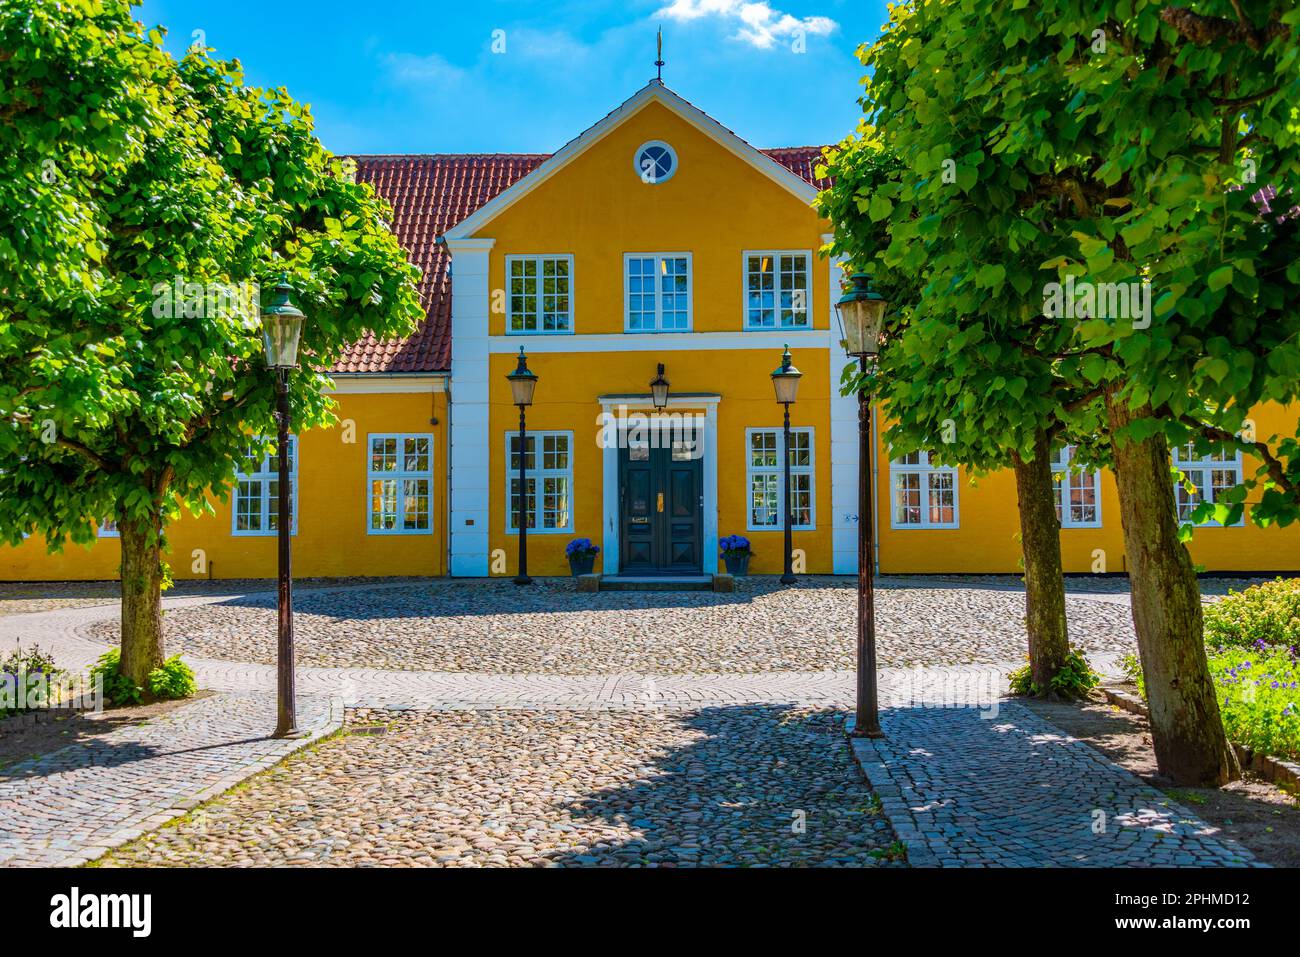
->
100;706;903;868
93;577;1139;674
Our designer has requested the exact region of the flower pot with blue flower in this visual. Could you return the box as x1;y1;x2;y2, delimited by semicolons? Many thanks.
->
719;535;752;576
565;538;600;576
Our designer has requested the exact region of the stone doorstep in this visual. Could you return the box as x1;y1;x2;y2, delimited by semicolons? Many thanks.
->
1099;685;1300;795
46;695;345;868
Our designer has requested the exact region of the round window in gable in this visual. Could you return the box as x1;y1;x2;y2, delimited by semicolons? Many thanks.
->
634;141;678;184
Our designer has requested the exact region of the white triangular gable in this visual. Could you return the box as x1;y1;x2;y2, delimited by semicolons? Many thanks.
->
440;80;818;242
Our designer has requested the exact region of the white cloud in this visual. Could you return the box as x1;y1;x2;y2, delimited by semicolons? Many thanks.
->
655;0;837;50
383;52;467;87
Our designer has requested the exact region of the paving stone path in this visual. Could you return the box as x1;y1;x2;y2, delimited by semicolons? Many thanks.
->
0;691;341;867
0;581;1262;867
850;704;1260;867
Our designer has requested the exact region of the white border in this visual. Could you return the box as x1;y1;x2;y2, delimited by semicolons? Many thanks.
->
623;252;693;333
888;451;960;530
600;396;719;576
365;433;436;536
1051;445;1103;530
503;429;576;536
231;436;299;537
744;426;816;532
633;139;679;184
740;250;814;331
504;254;575;335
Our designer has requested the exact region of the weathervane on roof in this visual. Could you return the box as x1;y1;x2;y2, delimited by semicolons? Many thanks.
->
655;26;664;81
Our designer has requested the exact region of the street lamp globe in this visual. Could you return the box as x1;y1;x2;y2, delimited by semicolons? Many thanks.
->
506;348;538;407
770;345;801;405
260;275;306;370
835;272;888;358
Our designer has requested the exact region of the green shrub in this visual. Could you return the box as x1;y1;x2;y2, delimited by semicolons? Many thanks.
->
1119;652;1144;694
147;656;196;700
1204;578;1300;650
1210;646;1300;761
1008;648;1100;699
89;649;142;706
90;649;198;705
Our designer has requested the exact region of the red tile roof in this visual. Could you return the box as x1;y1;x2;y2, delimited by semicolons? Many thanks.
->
335;146;832;374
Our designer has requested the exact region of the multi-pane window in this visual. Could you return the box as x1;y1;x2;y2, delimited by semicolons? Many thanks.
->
98;520;119;538
746;428;815;530
507;255;572;333
506;431;573;533
233;437;297;535
744;251;811;329
625;254;691;331
368;434;434;534
1050;445;1101;528
1173;443;1244;525
891;451;959;528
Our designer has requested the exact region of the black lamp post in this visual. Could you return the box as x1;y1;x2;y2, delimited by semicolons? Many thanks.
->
835;272;888;739
260;275;306;739
770;345;801;585
506;348;538;585
649;363;670;410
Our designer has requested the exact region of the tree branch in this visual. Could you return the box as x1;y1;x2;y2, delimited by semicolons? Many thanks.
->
1160;6;1287;50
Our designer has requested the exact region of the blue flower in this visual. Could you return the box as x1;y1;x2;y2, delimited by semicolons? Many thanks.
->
565;538;599;557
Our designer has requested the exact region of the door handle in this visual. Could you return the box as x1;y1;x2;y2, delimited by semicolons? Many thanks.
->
657;492;664;513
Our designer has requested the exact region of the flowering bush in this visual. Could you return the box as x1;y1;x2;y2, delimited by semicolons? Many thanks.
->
1;644;66;717
1210;645;1300;761
719;535;752;557
565;538;600;558
1204;578;1300;650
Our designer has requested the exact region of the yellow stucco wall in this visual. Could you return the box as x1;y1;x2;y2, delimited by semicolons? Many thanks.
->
485;348;835;578
473;97;836;577
874;401;1300;575
0;388;449;581
483;100;832;336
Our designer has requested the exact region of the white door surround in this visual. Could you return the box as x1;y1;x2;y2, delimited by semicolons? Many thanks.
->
599;395;720;577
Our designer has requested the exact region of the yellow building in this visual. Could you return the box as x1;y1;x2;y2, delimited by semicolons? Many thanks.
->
3;81;1299;580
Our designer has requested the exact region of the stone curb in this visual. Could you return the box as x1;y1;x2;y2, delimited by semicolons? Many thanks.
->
843;717;935;868
51;695;346;868
1099;685;1300;795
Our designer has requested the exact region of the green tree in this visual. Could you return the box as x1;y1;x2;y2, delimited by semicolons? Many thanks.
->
0;0;423;684
826;0;1300;784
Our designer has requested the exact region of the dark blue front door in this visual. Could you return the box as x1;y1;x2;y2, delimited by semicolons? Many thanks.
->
618;428;702;575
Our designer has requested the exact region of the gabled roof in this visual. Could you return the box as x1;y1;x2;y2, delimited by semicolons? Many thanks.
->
442;81;821;243
332;86;833;374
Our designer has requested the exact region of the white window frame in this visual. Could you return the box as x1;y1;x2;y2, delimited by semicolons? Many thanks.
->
623;252;693;333
98;520;119;538
505;254;574;335
632;140;679;184
742;250;813;330
505;430;574;535
366;433;435;536
1172;443;1245;527
889;451;960;529
1050;444;1102;529
745;427;815;531
232;437;298;537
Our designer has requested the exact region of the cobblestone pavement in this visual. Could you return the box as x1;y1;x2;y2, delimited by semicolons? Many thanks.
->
0;692;341;867
100;706;903;868
0;579;1266;868
87;576;1141;673
850;703;1260;867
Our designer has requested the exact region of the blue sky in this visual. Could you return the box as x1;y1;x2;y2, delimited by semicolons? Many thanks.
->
135;0;890;155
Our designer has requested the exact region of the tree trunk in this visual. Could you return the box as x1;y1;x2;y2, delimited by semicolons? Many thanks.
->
118;515;166;687
1105;388;1237;786
1012;431;1070;693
